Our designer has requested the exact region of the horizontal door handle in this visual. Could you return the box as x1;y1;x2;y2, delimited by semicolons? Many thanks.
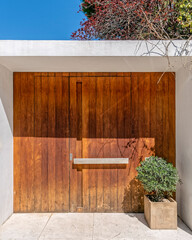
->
74;158;129;164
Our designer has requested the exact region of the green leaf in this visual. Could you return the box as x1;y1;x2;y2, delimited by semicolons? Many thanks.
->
136;156;181;201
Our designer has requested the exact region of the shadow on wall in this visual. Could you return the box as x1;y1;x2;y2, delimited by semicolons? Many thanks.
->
121;138;155;213
0;64;13;134
122;178;145;213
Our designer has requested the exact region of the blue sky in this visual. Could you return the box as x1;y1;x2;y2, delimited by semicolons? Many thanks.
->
0;0;84;40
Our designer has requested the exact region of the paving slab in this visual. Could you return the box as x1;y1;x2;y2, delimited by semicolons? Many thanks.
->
0;213;51;240
0;213;191;240
39;213;93;240
92;213;192;240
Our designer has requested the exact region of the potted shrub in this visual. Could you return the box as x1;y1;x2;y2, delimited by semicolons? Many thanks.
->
136;156;181;229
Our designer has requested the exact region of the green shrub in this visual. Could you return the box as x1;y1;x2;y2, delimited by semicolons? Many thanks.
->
82;0;95;18
177;0;192;32
136;156;181;202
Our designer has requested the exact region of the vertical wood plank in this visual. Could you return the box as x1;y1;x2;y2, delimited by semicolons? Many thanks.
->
131;73;139;138
41;75;49;212
89;77;97;212
168;73;175;166
143;73;151;137
156;73;163;157
82;77;90;212
13;73;21;212
34;76;42;212
76;141;83;209
69;77;78;212
123;75;132;212
96;77;104;212
26;73;35;212
20;72;35;212
103;77;111;212
47;76;56;212
62;76;70;212
110;77;118;212
19;73;28;212
74;76;83;212
124;75;132;138
138;73;144;138
150;73;157;140
55;76;64;211
162;74;169;160
76;82;82;141
130;73;140;212
76;77;83;210
117;76;125;212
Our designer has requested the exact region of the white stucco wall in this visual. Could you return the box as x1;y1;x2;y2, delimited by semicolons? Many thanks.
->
0;64;13;225
176;67;192;230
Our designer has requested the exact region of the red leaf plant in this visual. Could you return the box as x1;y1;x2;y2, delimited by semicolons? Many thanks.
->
71;0;190;40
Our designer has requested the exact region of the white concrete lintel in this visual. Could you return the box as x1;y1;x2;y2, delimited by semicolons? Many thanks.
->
0;40;192;57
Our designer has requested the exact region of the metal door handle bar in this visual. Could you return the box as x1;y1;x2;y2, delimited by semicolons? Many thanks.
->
74;158;129;164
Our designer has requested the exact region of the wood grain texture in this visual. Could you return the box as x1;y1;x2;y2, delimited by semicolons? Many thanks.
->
96;77;104;212
69;77;78;212
14;73;70;212
82;77;90;212
103;77;111;212
89;76;97;212
14;72;175;213
13;73;21;212
34;76;42;212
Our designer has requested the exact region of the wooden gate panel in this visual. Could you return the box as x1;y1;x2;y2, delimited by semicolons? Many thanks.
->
72;74;174;212
14;73;70;212
73;75;157;212
14;72;175;213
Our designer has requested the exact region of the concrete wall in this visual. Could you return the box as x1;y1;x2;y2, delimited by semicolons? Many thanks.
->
0;40;192;56
176;67;192;230
0;64;13;225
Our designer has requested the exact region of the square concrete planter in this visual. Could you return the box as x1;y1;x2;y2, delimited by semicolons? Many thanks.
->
144;195;177;229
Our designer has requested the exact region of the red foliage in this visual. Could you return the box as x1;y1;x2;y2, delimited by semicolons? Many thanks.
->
71;0;188;40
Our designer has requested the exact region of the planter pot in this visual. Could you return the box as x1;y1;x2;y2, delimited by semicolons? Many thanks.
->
144;195;177;229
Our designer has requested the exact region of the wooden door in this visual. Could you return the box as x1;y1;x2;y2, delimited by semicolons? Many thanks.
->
14;73;70;212
69;75;155;212
14;72;175;213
